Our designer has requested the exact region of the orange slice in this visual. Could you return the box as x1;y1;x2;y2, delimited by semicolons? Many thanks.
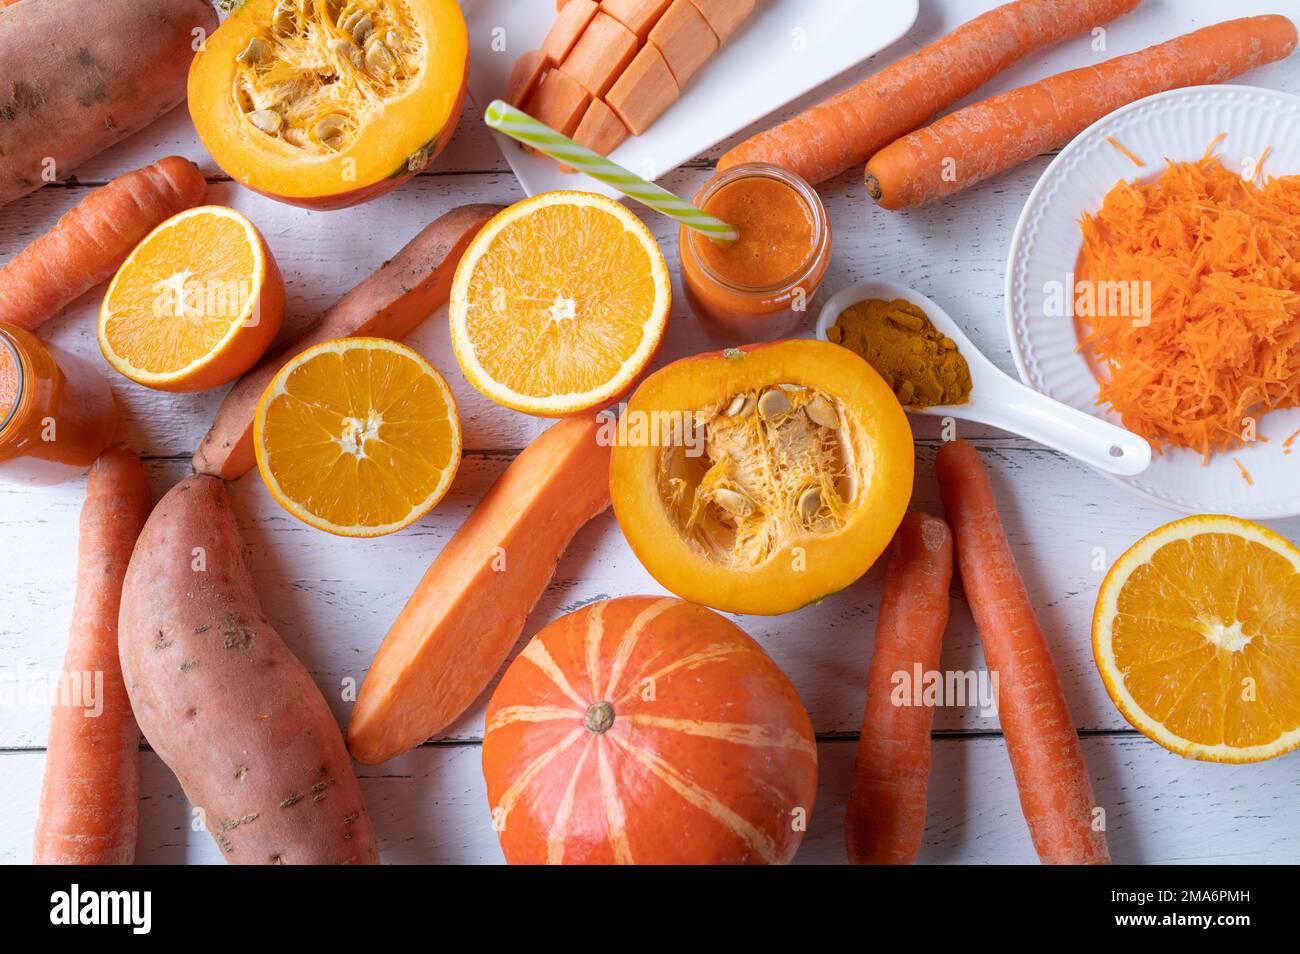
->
99;205;284;392
253;337;462;538
1093;514;1300;762
449;191;670;415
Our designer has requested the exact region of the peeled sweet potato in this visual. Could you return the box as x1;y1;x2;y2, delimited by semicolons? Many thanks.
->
0;0;216;207
348;415;612;764
193;203;501;480
119;475;379;865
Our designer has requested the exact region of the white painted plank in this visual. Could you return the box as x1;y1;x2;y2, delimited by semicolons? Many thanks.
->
4;163;1047;459
2;736;1296;865
8;452;1300;748
39;0;1300;189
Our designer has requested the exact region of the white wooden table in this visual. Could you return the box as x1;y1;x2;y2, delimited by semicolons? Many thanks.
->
2;0;1298;865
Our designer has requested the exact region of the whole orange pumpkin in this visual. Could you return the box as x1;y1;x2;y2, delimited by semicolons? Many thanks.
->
482;596;818;864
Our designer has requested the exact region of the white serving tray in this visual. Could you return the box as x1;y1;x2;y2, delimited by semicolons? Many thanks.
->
1006;85;1300;517
461;0;919;197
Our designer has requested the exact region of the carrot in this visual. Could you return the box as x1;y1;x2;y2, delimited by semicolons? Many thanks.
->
936;440;1109;865
716;0;1141;184
33;448;151;865
866;15;1299;210
845;512;953;865
0;156;207;330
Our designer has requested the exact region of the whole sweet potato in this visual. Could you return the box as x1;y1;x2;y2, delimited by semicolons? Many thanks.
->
119;475;379;864
0;0;217;207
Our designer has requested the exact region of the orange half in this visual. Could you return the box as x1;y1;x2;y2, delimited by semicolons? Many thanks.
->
449;191;671;415
253;337;462;537
99;205;284;392
1093;514;1300;762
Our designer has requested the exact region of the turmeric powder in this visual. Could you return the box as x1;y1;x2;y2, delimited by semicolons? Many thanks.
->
827;298;971;407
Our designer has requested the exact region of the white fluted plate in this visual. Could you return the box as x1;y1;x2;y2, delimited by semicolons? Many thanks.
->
1006;85;1300;517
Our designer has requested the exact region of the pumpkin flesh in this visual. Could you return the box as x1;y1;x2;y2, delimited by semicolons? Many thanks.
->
189;0;468;208
610;339;914;615
482;597;818;864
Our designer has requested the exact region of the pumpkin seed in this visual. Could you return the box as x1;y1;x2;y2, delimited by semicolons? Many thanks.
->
328;37;362;68
713;488;755;518
726;394;753;417
314;114;346;147
247;109;283;134
340;9;365;34
778;383;806;392
236;36;270;64
757;388;791;420
350;13;374;44
804;395;839;429
798;487;822;522
385;29;405;52
365;40;395;75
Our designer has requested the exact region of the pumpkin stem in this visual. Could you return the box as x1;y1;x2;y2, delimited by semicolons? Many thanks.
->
583;701;615;734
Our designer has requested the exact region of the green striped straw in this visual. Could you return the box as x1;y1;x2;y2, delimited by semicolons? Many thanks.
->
484;99;738;243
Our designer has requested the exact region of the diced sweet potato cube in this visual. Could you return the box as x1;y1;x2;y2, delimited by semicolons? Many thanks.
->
506;50;549;108
574;98;630;156
601;0;673;40
648;0;719;87
523;67;592;136
542;0;599;63
606;43;679;136
687;0;755;44
562;12;638;97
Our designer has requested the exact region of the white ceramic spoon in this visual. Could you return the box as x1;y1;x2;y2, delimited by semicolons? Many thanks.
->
814;280;1151;477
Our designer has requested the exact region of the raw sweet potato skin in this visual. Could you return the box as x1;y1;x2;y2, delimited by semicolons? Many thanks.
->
118;476;379;865
193;203;502;480
0;0;217;208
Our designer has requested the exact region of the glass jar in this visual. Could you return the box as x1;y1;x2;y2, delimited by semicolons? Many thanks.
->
679;162;832;342
0;325;119;485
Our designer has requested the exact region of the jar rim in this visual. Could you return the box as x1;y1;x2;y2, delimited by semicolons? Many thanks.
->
0;327;24;437
685;162;829;296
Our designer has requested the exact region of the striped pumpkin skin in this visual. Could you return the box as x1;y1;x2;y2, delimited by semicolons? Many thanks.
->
482;597;818;864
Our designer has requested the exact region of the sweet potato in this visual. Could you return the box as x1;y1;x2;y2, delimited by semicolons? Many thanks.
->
193;204;501;480
119;475;379;865
348;415;612;764
0;0;216;208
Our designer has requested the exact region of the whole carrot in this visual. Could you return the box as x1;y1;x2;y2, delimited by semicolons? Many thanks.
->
33;448;152;865
866;15;1298;210
936;440;1109;865
845;511;953;865
717;0;1141;184
0;156;208;330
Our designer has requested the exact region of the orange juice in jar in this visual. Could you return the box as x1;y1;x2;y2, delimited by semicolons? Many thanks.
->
0;325;119;485
679;163;832;341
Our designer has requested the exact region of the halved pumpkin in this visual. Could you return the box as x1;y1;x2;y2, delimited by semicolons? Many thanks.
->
188;0;469;209
610;339;914;615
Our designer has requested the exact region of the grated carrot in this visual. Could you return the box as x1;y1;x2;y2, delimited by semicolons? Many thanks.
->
1233;457;1254;485
1105;135;1145;167
1284;427;1300;455
1077;144;1300;461
1252;146;1273;183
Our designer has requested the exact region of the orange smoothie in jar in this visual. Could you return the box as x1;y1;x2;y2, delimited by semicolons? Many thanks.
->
0;325;118;485
680;163;831;341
